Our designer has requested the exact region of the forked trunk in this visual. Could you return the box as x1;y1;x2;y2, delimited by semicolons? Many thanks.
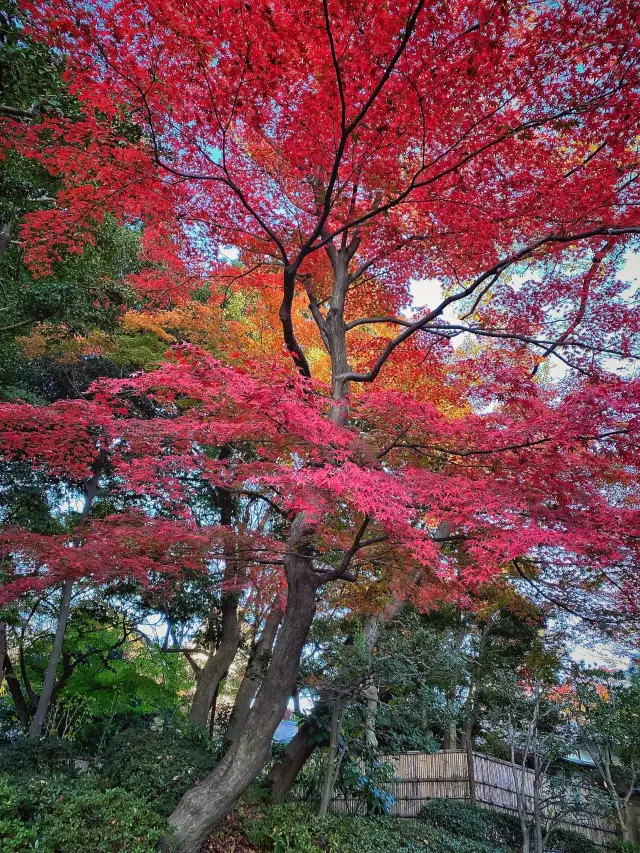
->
166;552;318;853
225;603;283;743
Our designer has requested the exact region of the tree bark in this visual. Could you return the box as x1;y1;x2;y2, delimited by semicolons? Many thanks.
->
189;453;243;729
225;602;283;743
189;595;241;728
2;648;31;728
266;719;317;803
0;222;11;257
27;460;103;742
463;720;476;806
28;579;73;741
318;701;344;816
208;680;221;739
533;751;544;853
166;536;318;853
0;624;6;690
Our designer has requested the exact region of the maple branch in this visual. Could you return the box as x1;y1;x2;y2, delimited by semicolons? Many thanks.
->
322;0;346;134
338;225;640;383
427;323;640;364
315;76;636;251
405;428;630;460
317;516;386;583
299;273;330;350
562;141;608;180
531;240;612;376
376;425;412;459
512;560;623;626
460;272;502;320
299;0;426;259
279;268;312;377
345;315;411;331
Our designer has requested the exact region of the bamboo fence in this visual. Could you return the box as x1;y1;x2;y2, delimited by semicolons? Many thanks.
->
330;750;619;847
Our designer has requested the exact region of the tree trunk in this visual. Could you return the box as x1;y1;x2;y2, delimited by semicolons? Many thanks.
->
0;222;11;257
318;701;343;816
363;683;379;749
28;579;73;741
189;595;241;728
208;680;221;738
166;543;318;853
225;603;283;743
189;453;243;729
533;752;543;853
463;721;476;806
2;648;31;728
266;720;317;803
27;459;103;742
0;624;6;690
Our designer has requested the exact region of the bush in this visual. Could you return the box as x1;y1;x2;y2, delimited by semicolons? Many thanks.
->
418;799;599;853
419;799;521;848
0;737;81;775
101;724;220;814
610;843;640;853
0;773;167;853
38;784;167;853
0;776;39;852
547;826;600;853
247;803;513;853
338;758;397;815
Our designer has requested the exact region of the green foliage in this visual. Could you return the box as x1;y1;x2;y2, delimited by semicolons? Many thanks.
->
109;331;168;370
247;804;514;853
573;667;640;792
60;625;191;727
337;758;397;815
419;799;522;848
101;725;221;814
0;737;81;774
610;843;640;853
418;800;599;853
547;826;601;853
0;772;166;853
0;776;38;852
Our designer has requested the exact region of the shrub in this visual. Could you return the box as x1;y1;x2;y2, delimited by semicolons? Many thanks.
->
610;843;640;853
418;799;599;853
0;737;80;775
38;784;167;853
338;758;397;815
0;773;167;853
419;799;521;847
101;724;220;814
547;826;600;853
247;803;514;853
0;776;39;852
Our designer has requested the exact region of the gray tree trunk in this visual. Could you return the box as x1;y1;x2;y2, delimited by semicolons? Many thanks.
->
28;580;73;740
225;602;283;743
188;595;241;729
28;461;102;741
166;535;318;853
266;719;317;803
318;701;344;816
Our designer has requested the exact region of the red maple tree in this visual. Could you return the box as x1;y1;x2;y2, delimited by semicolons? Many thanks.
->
4;0;640;849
